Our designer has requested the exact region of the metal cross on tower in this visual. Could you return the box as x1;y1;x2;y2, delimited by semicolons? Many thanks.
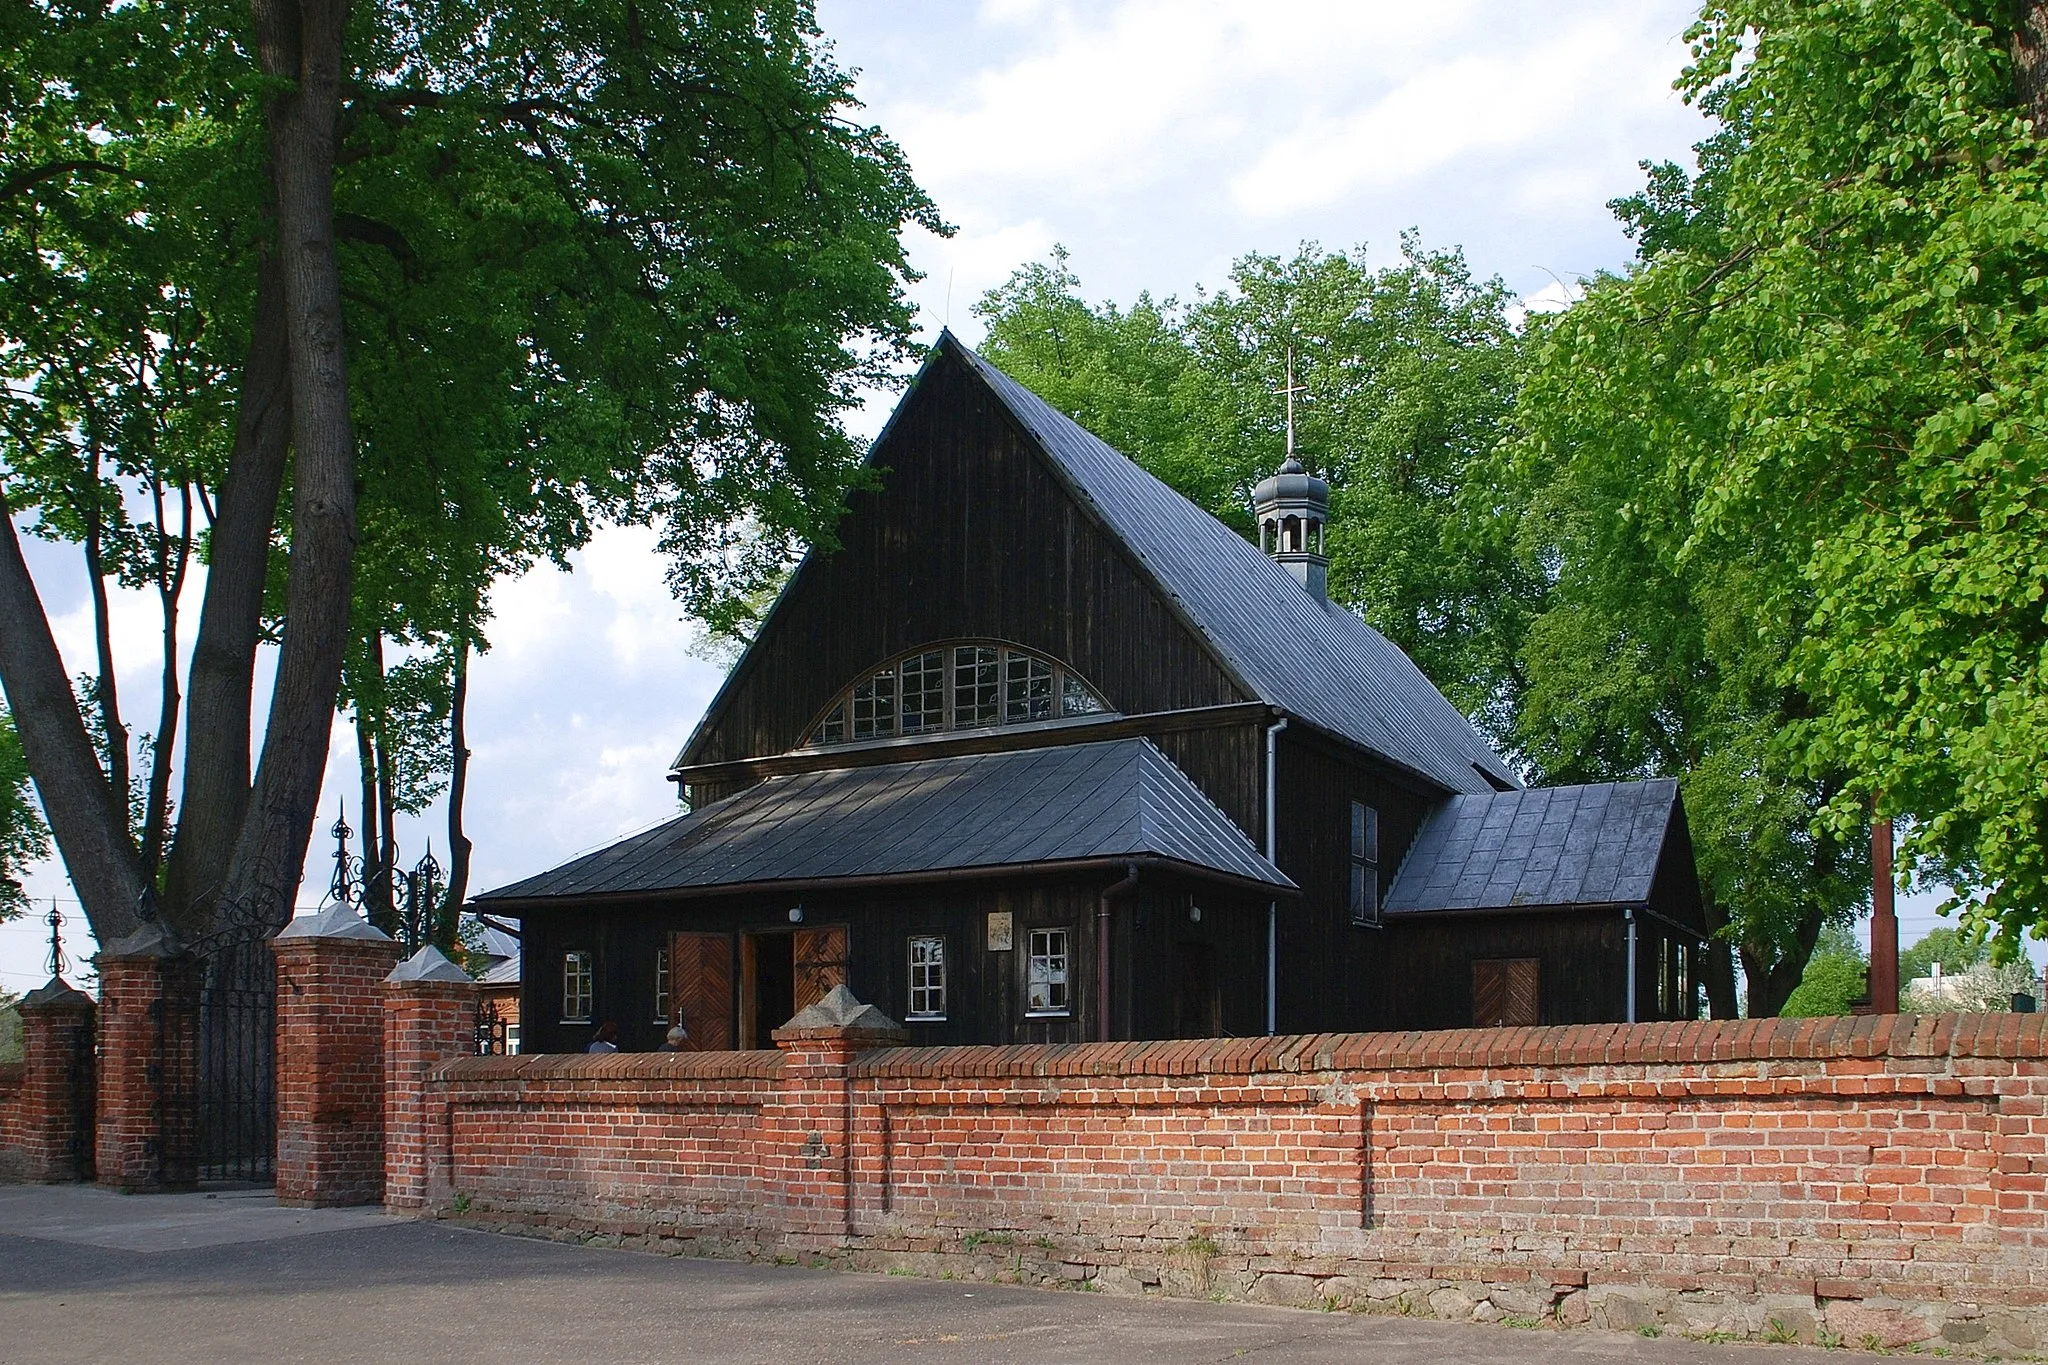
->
1272;346;1307;465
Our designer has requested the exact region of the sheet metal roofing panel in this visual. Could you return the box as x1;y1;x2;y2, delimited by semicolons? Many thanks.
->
478;738;1292;903
1383;777;1680;913
948;337;1517;796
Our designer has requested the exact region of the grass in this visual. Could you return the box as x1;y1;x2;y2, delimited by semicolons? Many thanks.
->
1637;1325;1663;1338
449;1191;471;1215
1500;1315;1545;1330
1764;1319;1801;1345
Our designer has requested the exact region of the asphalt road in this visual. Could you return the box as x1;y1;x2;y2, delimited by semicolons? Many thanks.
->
0;1186;1810;1365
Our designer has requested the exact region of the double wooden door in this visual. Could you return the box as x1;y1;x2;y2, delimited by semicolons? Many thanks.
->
667;925;847;1051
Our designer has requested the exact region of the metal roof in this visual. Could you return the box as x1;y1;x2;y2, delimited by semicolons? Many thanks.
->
946;337;1517;795
479;738;1293;904
1383;778;1680;914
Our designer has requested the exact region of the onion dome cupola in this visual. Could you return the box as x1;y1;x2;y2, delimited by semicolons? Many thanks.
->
1253;455;1330;601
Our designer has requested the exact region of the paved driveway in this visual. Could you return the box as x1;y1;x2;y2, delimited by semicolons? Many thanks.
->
0;1185;1808;1365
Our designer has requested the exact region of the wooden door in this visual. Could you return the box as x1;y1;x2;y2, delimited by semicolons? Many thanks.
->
793;925;848;1012
1472;958;1540;1027
670;932;734;1051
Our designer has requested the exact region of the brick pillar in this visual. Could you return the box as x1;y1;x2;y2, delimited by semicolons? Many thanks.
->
272;906;403;1207
95;923;200;1193
383;947;479;1212
15;977;96;1183
770;986;907;1249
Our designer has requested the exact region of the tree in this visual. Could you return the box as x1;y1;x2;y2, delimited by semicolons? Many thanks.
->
1520;0;2048;969
1900;925;1991;983
1781;923;1869;1017
977;238;1537;743
0;706;48;920
0;0;940;957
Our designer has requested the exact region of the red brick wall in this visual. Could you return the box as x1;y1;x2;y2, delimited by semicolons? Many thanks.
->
384;976;481;1209
273;935;403;1206
402;1013;2048;1350
95;954;200;1192
0;1061;23;1170
9;986;95;1182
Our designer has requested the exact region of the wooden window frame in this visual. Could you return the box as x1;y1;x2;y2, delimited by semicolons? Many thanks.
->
653;945;671;1023
561;950;593;1024
803;640;1112;748
907;934;947;1020
1026;927;1071;1017
1349;800;1381;928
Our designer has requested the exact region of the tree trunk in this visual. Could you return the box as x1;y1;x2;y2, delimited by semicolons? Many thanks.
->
79;467;129;836
163;254;291;931
353;697;380;920
0;490;147;944
140;481;192;881
218;0;358;930
1698;886;1740;1020
442;626;473;943
2014;0;2048;136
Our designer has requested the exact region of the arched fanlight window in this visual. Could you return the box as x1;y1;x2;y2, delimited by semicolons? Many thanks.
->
805;642;1112;747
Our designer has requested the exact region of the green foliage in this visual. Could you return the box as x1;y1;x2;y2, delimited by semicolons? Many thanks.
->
978;238;1536;742
1525;1;2048;958
0;707;49;920
1900;926;1991;984
0;989;18;1062
0;0;941;935
1781;924;1869;1017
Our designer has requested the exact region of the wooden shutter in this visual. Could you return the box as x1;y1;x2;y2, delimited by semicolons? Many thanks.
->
670;932;734;1051
793;925;848;1012
1472;958;1540;1027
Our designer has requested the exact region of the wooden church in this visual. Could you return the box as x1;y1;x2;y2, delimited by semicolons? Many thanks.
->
478;334;1709;1053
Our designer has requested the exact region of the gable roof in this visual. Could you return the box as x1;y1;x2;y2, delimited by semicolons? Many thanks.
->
673;334;1516;795
1383;778;1681;914
947;337;1515;794
480;738;1293;905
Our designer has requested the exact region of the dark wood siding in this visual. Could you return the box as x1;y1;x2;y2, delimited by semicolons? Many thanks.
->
509;868;1270;1054
1267;726;1443;1033
684;353;1246;767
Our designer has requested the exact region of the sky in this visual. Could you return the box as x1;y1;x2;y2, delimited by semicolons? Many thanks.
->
0;0;1986;993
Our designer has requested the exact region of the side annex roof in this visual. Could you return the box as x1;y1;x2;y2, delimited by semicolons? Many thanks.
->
480;738;1294;904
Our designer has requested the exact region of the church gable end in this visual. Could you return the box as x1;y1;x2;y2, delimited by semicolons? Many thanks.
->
678;344;1249;770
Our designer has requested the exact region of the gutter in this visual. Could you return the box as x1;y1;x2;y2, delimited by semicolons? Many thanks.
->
1265;714;1289;1037
1097;862;1140;1042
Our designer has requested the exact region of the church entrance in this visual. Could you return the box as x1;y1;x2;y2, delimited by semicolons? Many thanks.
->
1174;941;1219;1038
741;932;795;1049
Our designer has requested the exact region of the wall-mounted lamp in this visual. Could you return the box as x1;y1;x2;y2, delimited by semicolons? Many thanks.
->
1189;905;1203;923
788;906;804;924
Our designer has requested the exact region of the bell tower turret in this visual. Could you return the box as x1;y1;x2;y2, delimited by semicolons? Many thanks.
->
1253;456;1329;600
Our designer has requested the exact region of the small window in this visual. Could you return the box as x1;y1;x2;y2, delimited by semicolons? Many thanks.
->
654;946;671;1023
1005;652;1053;722
1061;674;1106;717
851;669;897;739
1026;928;1070;1016
562;950;593;1023
953;646;999;728
1349;801;1380;927
908;935;947;1019
900;650;946;733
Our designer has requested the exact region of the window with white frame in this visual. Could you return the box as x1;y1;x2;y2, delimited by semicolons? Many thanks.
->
654;946;671;1022
907;935;947;1019
808;643;1111;747
562;950;593;1022
1349;801;1380;927
1026;928;1070;1016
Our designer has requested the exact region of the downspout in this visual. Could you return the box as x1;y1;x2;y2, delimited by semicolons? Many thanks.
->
1265;716;1289;1037
1624;906;1638;1024
1098;862;1139;1042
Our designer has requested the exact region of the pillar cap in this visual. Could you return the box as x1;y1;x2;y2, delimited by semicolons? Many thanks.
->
385;945;473;985
97;917;185;960
277;903;392;943
772;985;909;1044
19;976;94;1011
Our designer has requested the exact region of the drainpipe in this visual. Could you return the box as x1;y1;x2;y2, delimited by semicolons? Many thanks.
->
1624;906;1638;1024
1098;862;1139;1042
1264;716;1289;1037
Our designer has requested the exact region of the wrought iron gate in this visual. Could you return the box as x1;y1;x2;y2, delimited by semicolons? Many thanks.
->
192;924;276;1183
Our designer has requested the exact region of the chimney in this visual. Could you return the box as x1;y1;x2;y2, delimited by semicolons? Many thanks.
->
1252;456;1330;601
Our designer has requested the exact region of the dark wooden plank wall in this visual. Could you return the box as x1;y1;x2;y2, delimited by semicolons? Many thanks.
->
513;871;1269;1054
1268;727;1443;1033
684;353;1247;768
